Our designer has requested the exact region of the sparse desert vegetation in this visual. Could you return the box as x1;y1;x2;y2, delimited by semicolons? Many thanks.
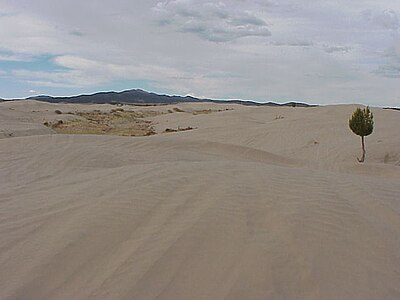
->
168;107;231;115
45;109;159;136
40;105;231;137
192;108;231;115
164;126;195;133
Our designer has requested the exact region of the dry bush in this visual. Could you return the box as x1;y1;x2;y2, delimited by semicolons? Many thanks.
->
164;126;194;133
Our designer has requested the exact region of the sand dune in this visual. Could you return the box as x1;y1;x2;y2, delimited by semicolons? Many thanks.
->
1;101;399;299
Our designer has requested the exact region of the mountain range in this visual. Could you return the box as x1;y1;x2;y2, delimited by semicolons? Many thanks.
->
22;89;315;107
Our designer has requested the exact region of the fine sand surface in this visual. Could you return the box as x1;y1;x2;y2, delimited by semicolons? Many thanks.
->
1;101;400;299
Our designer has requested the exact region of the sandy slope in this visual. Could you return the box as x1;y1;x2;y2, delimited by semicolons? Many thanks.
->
1;101;399;299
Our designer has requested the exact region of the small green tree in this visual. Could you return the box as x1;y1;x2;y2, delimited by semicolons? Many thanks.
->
349;106;374;163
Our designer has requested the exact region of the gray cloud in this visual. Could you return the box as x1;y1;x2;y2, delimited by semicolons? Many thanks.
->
375;64;400;78
69;29;85;37
362;9;400;30
153;1;271;42
323;45;351;54
269;41;314;47
374;48;400;78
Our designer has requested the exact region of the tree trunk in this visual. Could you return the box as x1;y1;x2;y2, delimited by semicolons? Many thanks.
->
357;136;366;163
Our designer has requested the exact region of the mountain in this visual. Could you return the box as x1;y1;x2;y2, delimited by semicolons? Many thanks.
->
24;89;314;107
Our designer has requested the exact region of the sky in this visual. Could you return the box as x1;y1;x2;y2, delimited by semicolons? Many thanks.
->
0;0;399;106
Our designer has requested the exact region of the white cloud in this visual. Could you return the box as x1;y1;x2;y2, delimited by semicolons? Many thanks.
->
11;55;192;89
0;12;57;55
0;53;32;61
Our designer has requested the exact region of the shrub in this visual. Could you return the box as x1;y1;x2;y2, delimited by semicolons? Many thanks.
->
349;106;374;162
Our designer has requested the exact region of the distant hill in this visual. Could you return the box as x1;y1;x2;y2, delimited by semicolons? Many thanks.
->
20;89;314;107
383;107;400;112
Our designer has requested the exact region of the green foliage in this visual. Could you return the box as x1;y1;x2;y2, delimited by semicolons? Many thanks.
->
349;106;374;137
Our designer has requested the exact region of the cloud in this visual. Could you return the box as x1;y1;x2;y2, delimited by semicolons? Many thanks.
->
11;56;117;87
11;54;192;89
0;10;70;56
323;45;351;54
374;48;400;78
69;29;85;37
375;64;400;78
12;69;101;88
153;1;271;42
0;53;32;61
362;9;400;30
54;55;100;70
269;40;313;47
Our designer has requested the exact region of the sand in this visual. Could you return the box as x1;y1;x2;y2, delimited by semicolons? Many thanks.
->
1;100;399;299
